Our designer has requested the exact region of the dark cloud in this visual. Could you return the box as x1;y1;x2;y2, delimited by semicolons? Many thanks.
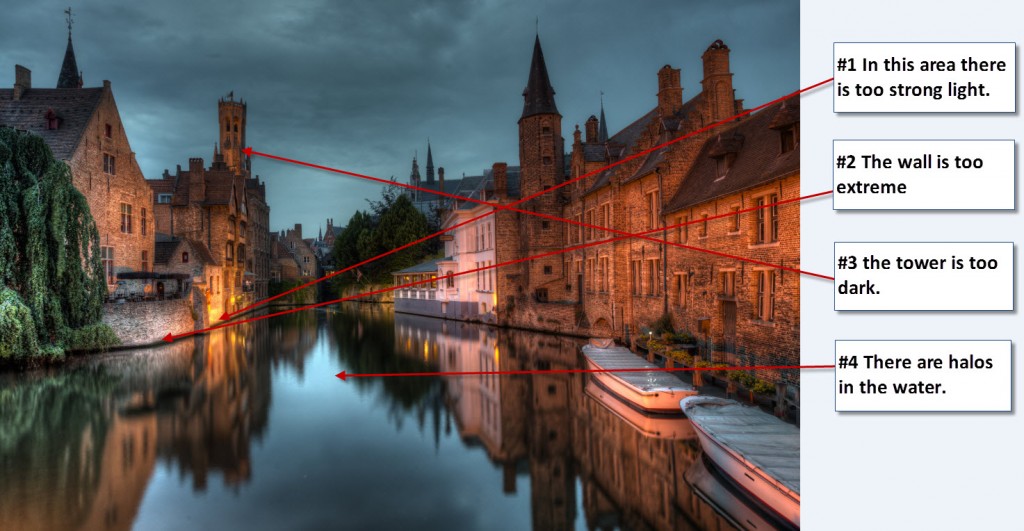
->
1;0;798;233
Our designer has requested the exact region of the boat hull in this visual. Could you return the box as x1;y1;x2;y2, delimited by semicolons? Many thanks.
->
688;411;800;528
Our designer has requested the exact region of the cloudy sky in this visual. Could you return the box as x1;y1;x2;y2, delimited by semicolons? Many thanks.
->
2;0;798;234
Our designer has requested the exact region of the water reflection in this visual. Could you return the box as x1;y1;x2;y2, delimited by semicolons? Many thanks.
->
0;313;317;531
0;306;782;531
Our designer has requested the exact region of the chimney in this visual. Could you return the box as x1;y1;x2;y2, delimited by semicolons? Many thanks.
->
492;162;508;201
701;40;735;122
438;167;445;195
188;158;205;202
13;65;30;101
294;223;302;240
657;65;683;117
584;115;599;143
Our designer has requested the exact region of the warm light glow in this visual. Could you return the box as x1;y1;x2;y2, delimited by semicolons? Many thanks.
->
423;340;429;359
494;346;500;364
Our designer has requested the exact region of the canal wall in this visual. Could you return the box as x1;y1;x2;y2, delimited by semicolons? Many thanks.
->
102;298;197;346
337;283;394;303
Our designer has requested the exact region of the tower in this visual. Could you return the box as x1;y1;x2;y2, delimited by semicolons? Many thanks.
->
515;34;565;302
219;93;248;176
518;34;563;199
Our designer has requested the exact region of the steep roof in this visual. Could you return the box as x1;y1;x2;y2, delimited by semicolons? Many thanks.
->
393;258;442;275
0;87;104;160
153;236;219;266
665;99;799;213
57;37;82;89
521;35;559;119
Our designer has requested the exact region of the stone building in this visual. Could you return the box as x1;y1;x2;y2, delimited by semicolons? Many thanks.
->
153;233;221;309
0;29;154;289
277;224;318;280
490;37;799;389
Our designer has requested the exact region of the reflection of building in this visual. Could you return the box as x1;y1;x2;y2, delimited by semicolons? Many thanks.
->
0;27;154;289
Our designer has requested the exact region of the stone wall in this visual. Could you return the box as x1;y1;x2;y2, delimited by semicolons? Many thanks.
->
102;298;196;346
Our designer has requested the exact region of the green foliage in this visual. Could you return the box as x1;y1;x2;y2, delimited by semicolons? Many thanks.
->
65;323;121;352
667;349;693;366
650;312;674;335
0;128;108;359
331;185;433;287
269;279;316;305
750;379;777;395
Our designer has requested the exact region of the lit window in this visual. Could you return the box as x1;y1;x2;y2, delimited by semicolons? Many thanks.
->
182;252;189;263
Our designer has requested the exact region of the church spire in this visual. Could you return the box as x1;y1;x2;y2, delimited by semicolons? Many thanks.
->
598;92;609;143
410;151;421;185
425;141;435;184
521;34;558;119
57;7;82;89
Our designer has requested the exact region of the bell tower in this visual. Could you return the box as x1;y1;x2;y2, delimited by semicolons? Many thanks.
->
219;92;248;176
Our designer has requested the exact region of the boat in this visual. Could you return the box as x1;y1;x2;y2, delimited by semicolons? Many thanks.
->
680;396;800;528
581;342;697;413
584;380;695;440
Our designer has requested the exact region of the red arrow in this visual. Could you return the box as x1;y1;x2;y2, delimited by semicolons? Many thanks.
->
336;364;835;381
223;77;834;320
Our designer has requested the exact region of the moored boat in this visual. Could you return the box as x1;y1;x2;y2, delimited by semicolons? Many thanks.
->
582;343;697;413
584;380;695;440
680;396;800;528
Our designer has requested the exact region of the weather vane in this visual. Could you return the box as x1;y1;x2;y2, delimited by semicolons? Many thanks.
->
64;7;74;36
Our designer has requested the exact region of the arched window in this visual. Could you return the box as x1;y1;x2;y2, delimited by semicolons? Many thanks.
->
233;123;239;133
225;120;230;132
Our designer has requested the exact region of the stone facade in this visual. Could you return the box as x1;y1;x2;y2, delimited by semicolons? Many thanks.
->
277;224;318;280
102;298;196;345
492;38;800;388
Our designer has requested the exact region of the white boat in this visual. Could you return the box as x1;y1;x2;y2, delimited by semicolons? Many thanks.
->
584;380;695;440
582;343;697;414
680;396;800;529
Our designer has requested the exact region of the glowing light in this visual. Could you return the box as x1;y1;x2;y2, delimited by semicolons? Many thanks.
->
423;340;429;359
494;346;500;364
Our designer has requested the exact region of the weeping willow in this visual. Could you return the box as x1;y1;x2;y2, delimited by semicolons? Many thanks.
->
0;127;118;359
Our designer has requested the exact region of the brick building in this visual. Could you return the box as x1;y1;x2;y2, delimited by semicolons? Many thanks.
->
0;29;154;289
491;37;800;388
277;224;318;280
148;96;272;317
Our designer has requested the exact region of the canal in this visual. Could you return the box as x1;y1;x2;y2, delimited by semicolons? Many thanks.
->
0;304;784;530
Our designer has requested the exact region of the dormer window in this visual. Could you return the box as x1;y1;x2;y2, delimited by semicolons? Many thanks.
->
46;109;59;130
780;123;799;153
157;193;172;204
714;153;735;179
182;251;190;263
104;124;112;138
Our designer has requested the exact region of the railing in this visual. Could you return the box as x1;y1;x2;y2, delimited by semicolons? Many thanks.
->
396;288;438;300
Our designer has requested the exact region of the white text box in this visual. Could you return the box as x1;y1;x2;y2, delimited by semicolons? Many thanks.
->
834;42;1016;112
834;242;1013;311
833;140;1014;210
835;340;1012;412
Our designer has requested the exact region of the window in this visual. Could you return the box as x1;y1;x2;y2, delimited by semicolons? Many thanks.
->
141;208;147;236
542;126;551;134
120;203;132;233
646;259;661;296
646;190;660;230
780;123;799;153
101;246;114;284
226;241;234;262
631;260;642;296
677;215;688;243
543;265;552;275
575;214;583;244
104;124;112;138
721;270;736;297
730;206;740;233
446;271;454;288
103;154;116;175
535;288;549;302
584;209;594;241
182;251;189;263
598;256;610;293
586;258;595;292
675;273;688;307
756;194;779;243
141;250;149;272
700;214;709;238
543;156;552;166
541;220;549;230
757;270;776;321
225;121;230;132
238;244;246;263
599;203;611;238
715;154;735;179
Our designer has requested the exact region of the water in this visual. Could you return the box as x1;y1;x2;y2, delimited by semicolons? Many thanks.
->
0;304;781;530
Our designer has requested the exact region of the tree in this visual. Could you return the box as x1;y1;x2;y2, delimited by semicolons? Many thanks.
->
0;128;118;359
